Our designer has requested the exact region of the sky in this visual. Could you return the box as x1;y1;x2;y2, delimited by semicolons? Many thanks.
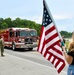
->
0;0;74;32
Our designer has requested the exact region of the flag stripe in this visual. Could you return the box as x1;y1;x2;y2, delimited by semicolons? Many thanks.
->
53;59;58;67
50;56;54;63
52;46;62;55
46;26;56;36
45;40;61;56
48;49;64;60
41;39;46;54
46;33;59;43
45;22;54;31
54;44;62;52
56;62;63;71
57;62;65;73
46;36;60;48
42;44;46;55
38;26;45;53
46;53;50;60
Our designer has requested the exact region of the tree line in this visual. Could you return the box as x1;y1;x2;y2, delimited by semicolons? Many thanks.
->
0;17;72;37
60;31;72;38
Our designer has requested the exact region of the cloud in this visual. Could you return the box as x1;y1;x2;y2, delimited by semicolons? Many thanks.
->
29;16;42;24
53;14;74;20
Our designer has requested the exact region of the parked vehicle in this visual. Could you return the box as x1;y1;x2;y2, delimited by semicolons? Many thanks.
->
0;28;38;50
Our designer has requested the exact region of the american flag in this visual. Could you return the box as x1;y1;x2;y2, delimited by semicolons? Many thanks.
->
37;0;65;73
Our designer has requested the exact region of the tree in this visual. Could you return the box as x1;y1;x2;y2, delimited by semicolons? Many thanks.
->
1;22;8;29
4;18;12;28
60;31;72;38
0;18;4;29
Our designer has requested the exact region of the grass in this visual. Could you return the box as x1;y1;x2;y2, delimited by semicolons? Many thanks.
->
65;41;69;49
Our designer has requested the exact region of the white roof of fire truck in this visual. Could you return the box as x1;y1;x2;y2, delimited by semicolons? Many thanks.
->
10;28;29;30
9;28;36;31
0;28;36;32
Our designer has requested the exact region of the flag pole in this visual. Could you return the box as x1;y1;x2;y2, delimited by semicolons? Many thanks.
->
43;0;63;41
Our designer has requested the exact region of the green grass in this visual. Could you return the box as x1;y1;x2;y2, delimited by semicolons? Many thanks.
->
65;41;69;49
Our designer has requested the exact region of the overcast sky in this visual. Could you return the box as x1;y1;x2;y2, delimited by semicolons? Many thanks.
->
0;0;74;32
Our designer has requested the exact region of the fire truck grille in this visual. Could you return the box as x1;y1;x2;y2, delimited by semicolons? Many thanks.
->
25;38;33;44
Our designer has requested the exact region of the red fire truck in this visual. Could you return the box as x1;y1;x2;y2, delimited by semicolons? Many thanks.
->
0;28;38;50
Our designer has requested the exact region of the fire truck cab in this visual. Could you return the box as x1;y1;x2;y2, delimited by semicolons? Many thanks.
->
0;28;38;50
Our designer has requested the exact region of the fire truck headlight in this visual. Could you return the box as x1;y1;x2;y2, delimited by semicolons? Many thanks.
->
21;39;24;42
18;39;24;42
18;39;22;42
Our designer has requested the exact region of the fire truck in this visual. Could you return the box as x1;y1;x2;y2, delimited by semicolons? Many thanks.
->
0;28;38;50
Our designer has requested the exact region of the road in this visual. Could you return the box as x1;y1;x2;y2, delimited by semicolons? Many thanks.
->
4;47;68;75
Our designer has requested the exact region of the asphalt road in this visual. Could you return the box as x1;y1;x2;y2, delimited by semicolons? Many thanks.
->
4;47;68;75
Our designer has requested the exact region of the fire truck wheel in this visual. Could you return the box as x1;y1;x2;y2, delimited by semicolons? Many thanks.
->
28;48;33;51
12;43;16;51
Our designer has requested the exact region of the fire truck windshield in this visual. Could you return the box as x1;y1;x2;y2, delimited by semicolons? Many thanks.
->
29;31;37;36
19;30;37;37
20;31;29;36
